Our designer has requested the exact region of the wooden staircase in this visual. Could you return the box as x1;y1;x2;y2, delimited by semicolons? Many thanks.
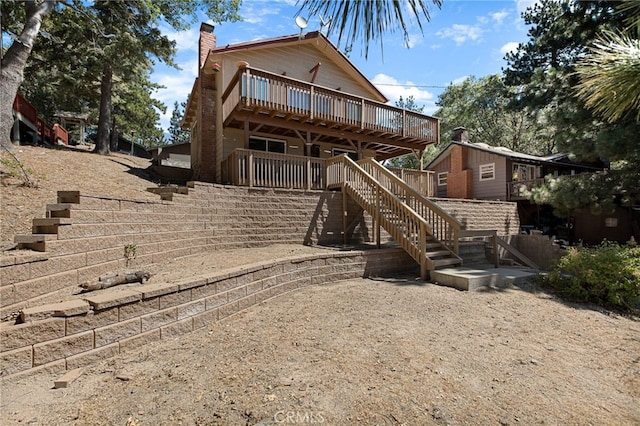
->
327;156;463;279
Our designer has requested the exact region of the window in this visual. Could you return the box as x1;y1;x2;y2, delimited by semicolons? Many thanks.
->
512;163;539;182
437;172;448;186
332;148;358;161
479;163;495;181
249;137;286;154
604;217;618;228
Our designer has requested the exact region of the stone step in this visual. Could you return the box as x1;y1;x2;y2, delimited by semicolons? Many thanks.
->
32;218;72;234
13;234;58;252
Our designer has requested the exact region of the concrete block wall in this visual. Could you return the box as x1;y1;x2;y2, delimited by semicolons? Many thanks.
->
1;184;382;316
512;232;567;270
433;198;520;236
0;248;417;378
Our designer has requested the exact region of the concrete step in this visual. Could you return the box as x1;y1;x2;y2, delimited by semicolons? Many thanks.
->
431;257;462;268
431;267;537;291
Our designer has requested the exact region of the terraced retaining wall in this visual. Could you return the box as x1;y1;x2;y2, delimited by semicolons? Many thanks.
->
1;183;384;317
0;248;416;378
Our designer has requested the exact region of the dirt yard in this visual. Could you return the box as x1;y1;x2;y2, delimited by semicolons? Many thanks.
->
1;146;639;425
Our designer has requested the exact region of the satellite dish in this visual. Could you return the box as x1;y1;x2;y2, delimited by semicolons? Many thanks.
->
295;16;308;30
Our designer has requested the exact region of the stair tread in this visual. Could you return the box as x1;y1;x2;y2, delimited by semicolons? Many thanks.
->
432;258;463;267
32;218;72;225
14;234;57;243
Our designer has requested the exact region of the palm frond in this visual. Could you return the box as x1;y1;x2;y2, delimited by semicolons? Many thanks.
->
575;31;640;123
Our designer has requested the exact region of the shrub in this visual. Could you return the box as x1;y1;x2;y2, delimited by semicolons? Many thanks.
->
543;242;640;311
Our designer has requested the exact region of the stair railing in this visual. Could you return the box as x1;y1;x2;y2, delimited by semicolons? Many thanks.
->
327;155;451;278
357;159;463;254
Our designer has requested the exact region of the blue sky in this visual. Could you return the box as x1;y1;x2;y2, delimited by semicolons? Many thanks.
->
153;0;538;132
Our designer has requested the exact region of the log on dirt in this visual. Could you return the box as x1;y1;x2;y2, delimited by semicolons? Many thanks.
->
80;271;151;291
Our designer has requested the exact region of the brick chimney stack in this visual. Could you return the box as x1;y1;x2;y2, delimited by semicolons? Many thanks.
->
199;23;216;70
452;127;469;142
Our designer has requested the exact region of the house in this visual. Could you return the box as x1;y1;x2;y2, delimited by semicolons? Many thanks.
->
181;23;439;188
426;128;638;244
11;93;68;146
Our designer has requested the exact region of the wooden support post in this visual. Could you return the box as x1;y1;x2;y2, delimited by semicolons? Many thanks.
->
492;234;499;268
420;222;427;281
342;189;347;245
306;157;311;191
376;186;381;248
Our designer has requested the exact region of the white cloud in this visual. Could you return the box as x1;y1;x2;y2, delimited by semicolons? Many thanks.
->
491;10;509;24
500;41;520;55
450;76;469;86
371;73;436;113
436;24;483;45
515;0;540;17
152;59;198;131
160;25;200;53
406;32;424;49
241;3;283;25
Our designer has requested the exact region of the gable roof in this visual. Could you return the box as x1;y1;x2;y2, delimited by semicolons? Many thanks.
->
427;140;606;171
182;30;388;130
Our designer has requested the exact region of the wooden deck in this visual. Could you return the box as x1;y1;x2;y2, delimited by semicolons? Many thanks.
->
222;149;436;196
221;66;439;160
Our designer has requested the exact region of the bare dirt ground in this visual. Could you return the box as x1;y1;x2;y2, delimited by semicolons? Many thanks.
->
1;146;639;425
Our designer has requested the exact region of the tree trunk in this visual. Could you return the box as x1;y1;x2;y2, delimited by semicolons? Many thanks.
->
95;62;112;155
0;1;57;152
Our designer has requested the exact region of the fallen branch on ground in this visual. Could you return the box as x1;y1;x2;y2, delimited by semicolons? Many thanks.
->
80;271;151;291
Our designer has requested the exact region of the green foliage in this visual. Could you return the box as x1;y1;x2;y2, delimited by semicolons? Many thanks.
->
0;152;45;188
504;0;640;212
543;242;640;311
3;0;241;152
435;75;554;154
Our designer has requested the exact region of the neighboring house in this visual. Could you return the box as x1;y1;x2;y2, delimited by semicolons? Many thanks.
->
148;142;191;168
11;93;68;146
427;128;638;244
181;24;439;187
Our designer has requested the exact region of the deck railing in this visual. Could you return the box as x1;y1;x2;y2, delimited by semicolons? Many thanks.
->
221;148;327;190
386;166;435;197
358;158;462;254
222;66;438;142
327;155;461;278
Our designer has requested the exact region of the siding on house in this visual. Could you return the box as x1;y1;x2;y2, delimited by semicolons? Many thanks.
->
467;149;507;200
431;156;451;198
215;45;375;102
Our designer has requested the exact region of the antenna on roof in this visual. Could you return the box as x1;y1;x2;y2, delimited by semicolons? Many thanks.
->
295;16;308;40
318;15;332;34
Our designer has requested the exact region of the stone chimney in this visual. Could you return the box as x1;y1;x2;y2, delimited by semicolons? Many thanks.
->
452;127;469;142
199;23;216;70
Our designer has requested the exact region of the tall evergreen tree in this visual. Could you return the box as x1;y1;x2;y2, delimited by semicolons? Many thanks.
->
504;0;640;215
168;101;190;145
0;0;241;153
436;75;554;155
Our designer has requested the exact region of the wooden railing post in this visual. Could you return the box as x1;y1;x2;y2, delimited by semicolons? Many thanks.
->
248;151;254;188
420;222;427;280
306;157;311;190
376;185;381;248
